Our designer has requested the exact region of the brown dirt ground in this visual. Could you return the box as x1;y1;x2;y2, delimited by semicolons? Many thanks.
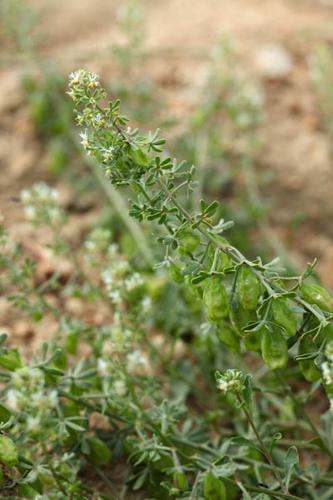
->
1;0;333;285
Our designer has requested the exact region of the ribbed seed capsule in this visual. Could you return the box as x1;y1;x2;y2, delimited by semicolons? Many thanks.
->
244;329;262;353
261;328;288;369
271;298;297;338
203;276;229;322
216;322;240;353
300;283;333;313
236;265;260;311
298;335;321;382
177;230;200;255
168;262;184;283
230;301;256;336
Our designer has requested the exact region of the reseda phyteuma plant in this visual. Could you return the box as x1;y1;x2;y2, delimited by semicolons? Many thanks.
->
66;68;333;498
68;68;333;376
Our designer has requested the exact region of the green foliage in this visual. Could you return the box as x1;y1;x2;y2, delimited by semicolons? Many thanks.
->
2;4;333;495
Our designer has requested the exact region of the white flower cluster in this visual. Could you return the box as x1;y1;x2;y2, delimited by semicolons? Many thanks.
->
68;69;100;92
101;258;143;304
84;227;112;258
216;369;245;395
21;183;63;226
124;272;144;291
127;349;150;375
6;366;58;425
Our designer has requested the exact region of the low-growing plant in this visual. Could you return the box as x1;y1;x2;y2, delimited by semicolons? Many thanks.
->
2;67;333;498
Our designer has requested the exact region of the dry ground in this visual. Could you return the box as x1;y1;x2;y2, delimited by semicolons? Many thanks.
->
1;0;333;283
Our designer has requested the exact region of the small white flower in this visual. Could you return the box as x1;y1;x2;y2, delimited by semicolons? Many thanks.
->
27;415;41;433
113;379;127;396
47;390;58;408
108;243;119;256
322;362;333;386
6;389;19;411
79;131;89;149
109;290;122;304
141;296;152;312
97;358;109;376
125;272;144;291
69;70;85;85
101;269;114;286
127;350;149;374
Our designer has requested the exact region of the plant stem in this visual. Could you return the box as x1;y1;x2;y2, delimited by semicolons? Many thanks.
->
235;391;287;494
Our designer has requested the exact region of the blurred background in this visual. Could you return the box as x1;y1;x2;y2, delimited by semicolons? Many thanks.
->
1;0;333;286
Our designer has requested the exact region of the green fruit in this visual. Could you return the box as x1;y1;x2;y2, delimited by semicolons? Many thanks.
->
230;302;256;336
300;283;333;313
208;244;232;272
86;437;112;465
168;262;184;283
272;298;297;338
261;328;288;369
216;323;240;353
298;335;321;382
203;277;229;322
177;230;200;254
0;435;18;467
236;265;260;311
316;322;333;345
244;329;262;353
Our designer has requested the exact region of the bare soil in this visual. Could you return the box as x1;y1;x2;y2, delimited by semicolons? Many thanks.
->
1;0;333;283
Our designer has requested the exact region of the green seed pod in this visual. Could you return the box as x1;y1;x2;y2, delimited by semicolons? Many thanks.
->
203;276;229;322
236;265;260;311
230;301;256;336
298;335;321;382
271;298;297;338
316;322;333;345
216;323;240;353
168;262;184;283
207;244;232;272
177;230;200;255
300;283;333;313
0;435;18;467
261;328;288;369
244;329;262;353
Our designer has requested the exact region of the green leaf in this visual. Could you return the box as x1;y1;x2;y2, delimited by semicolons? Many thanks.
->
0;334;8;347
86;437;112;465
0;404;11;424
284;446;299;490
0;348;22;371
